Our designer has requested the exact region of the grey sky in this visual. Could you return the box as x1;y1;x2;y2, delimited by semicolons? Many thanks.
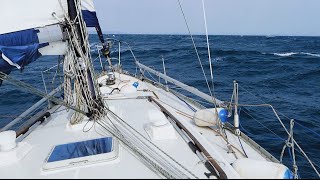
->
94;0;320;36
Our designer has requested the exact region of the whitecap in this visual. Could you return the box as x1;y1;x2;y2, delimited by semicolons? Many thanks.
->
273;52;298;57
300;52;320;57
272;52;320;58
213;57;224;61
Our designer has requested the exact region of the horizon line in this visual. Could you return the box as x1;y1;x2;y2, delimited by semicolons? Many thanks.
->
87;31;320;37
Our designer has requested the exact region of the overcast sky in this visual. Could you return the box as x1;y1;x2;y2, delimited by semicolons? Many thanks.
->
93;0;320;36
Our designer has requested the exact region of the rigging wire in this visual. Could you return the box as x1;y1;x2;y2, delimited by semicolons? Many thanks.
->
176;0;233;152
233;84;320;177
0;72;87;116
104;108;199;178
201;0;217;107
94;108;199;179
176;0;215;103
239;108;285;140
238;84;320;140
239;84;320;127
294;121;320;139
239;84;320;138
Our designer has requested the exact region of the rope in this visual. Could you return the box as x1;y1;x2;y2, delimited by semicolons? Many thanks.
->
63;47;76;106
238;136;248;158
157;98;247;158
102;108;199;178
173;93;197;112
96;120;175;178
60;8;105;122
288;148;300;179
93;108;199;179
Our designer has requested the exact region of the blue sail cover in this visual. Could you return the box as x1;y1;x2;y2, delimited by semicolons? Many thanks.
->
0;29;45;74
0;44;46;74
81;0;100;27
81;0;106;46
82;11;100;27
0;29;39;46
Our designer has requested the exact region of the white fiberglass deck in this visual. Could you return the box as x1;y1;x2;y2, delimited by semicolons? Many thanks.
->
0;72;283;179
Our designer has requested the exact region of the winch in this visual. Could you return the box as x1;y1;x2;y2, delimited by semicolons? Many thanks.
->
106;72;116;85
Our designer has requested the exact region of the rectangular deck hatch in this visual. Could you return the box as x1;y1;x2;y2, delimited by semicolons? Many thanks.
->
43;137;119;171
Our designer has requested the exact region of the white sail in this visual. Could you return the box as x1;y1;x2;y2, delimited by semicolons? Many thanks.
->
37;24;68;55
81;0;101;28
38;42;68;56
0;0;68;35
82;0;95;12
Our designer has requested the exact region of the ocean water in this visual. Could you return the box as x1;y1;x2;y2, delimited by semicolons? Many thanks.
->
0;35;319;178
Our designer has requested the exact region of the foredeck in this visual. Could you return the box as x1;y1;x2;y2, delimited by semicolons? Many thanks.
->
0;72;277;179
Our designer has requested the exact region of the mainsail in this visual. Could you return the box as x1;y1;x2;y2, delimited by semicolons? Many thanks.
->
0;0;104;84
0;0;69;75
0;0;105;119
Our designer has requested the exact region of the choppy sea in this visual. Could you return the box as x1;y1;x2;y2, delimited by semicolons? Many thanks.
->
0;34;319;178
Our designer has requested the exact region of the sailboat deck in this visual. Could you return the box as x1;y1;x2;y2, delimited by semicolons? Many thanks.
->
0;73;274;179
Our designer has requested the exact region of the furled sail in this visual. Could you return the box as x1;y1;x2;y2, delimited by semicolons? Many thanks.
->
81;0;100;28
81;0;109;55
0;0;69;75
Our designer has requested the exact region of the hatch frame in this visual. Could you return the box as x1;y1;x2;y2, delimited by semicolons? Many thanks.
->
42;137;119;171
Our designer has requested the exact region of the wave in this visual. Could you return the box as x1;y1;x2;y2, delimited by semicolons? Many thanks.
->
273;52;298;57
89;39;320;60
213;49;263;56
273;52;320;57
300;52;320;57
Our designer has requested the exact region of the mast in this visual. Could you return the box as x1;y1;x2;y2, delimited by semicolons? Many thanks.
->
67;0;87;55
67;0;97;100
64;0;107;120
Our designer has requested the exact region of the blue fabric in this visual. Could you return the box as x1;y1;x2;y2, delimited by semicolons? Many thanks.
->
0;43;46;74
283;169;294;179
0;29;39;46
0;29;47;75
82;10;100;27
